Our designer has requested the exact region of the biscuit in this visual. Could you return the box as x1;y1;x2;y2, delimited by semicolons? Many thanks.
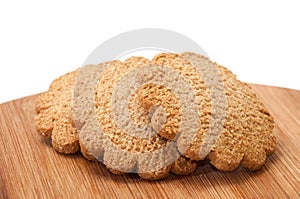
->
93;57;181;180
72;63;111;161
45;57;197;180
182;52;276;171
171;156;198;175
35;52;276;180
35;70;80;154
139;53;212;161
141;52;276;171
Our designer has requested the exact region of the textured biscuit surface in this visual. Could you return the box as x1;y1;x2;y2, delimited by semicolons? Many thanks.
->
147;53;212;160
35;70;79;154
72;63;111;161
183;52;276;171
93;58;182;179
35;52;276;180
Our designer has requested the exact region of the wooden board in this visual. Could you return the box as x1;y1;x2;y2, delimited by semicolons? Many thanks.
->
0;84;299;199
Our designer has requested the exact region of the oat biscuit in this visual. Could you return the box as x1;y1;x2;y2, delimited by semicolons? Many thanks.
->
183;52;276;171
35;70;79;154
36;58;197;180
140;53;212;161
94;57;182;180
141;52;276;171
35;52;276;180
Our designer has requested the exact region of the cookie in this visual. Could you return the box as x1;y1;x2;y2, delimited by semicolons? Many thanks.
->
93;57;181;180
35;70;80;154
138;52;276;171
73;63;112;161
35;52;277;180
183;52;276;171
139;53;212;161
40;57;197;180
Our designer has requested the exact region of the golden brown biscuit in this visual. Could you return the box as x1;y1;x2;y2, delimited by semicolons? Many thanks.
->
35;52;276;180
182;52;276;171
138;52;276;171
94;57;181;180
35;70;79;154
36;59;193;180
138;53;212;161
171;156;198;175
72;63;111;161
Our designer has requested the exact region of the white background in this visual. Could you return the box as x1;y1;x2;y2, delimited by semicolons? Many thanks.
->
0;0;299;103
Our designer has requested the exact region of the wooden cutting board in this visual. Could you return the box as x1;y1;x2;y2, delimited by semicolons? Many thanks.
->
0;84;299;199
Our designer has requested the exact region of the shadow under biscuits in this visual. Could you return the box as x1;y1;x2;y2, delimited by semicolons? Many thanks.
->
41;136;52;148
86;159;144;185
115;153;278;185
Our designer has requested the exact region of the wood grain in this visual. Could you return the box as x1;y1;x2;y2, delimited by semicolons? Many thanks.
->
0;84;299;199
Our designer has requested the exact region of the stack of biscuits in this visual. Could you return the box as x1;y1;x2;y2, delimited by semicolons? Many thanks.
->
35;52;277;180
